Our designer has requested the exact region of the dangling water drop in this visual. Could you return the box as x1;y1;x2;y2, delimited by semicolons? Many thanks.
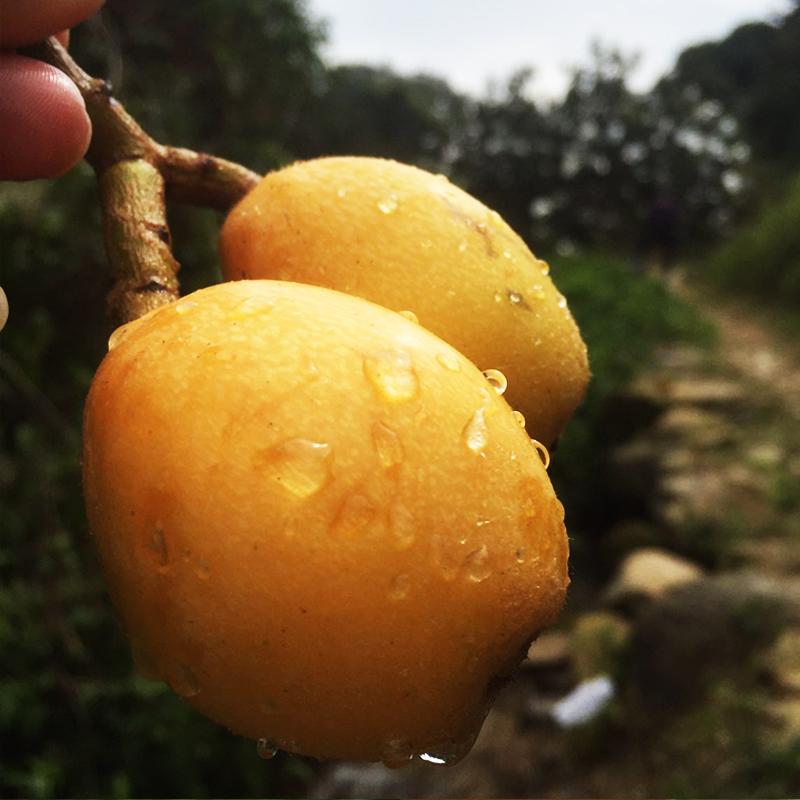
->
419;752;448;765
513;410;526;428
557;293;568;309
482;369;508;396
259;439;333;498
436;351;461;372
462;408;489;454
363;350;419;404
107;321;135;351
398;309;419;324
532;439;551;469
257;738;278;759
540;261;551;276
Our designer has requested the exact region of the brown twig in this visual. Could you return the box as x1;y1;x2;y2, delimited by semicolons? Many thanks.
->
22;37;261;325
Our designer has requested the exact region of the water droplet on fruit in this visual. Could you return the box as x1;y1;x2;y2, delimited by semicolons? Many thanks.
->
372;421;404;469
194;560;210;580
257;738;278;759
493;291;503;303
515;547;527;564
381;739;414;768
337;187;348;198
513;410;526;428
502;249;512;259
532;439;551;469
363;350;419;404
147;525;169;570
378;194;399;214
540;261;551;276
170;664;200;697
388;574;410;600
174;298;197;315
332;492;377;537
107;322;135;351
433;534;461;581
463;544;491;583
462;408;488;454
531;284;546;300
557;293;568;309
259;439;332;498
458;239;468;253
476;221;488;234
420;238;433;249
419;752;448;765
436;351;461;372
482;369;507;396
398;309;419;324
508;291;524;306
388;500;416;550
234;295;275;316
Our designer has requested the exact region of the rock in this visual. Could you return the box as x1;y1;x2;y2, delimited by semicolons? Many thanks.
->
665;378;746;407
571;612;631;680
656;406;733;449
627;375;745;409
525;631;571;670
604;547;704;609
630;572;793;709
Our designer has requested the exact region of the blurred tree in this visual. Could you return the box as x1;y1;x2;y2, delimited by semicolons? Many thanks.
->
294;65;469;170
667;5;800;175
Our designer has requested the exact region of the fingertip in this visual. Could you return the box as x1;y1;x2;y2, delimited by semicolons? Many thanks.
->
0;0;106;48
0;55;92;181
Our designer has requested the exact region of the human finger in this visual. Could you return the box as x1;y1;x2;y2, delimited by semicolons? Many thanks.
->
0;54;92;180
0;0;105;48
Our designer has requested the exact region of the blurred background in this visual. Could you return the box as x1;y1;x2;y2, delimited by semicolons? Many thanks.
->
1;0;799;796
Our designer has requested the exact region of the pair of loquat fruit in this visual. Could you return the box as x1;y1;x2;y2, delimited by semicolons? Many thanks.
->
83;157;589;765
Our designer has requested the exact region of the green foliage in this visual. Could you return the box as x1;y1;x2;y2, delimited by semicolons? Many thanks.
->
705;173;800;305
549;253;713;531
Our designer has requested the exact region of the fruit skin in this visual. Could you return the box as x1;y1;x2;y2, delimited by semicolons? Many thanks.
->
219;156;589;447
83;280;569;763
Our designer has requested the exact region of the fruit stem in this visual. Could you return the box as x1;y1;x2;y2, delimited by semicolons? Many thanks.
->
22;37;260;325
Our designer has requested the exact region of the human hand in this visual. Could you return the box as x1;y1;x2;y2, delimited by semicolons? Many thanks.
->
0;0;105;180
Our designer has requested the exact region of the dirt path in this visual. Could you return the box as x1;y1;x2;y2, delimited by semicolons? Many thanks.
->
677;282;800;420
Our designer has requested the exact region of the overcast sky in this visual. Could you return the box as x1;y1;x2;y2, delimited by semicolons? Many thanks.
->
308;0;792;99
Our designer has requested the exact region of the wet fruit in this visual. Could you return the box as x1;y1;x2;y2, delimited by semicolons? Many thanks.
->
83;280;569;763
219;156;589;446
